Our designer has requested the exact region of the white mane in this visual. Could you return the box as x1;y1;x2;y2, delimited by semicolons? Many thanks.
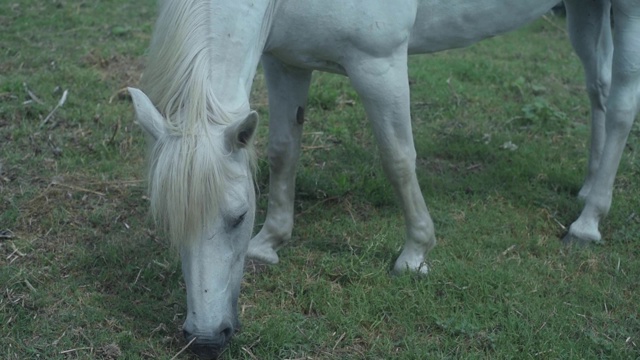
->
140;0;256;247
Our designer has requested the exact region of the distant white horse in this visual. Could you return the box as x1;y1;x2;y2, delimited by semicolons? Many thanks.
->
129;0;640;358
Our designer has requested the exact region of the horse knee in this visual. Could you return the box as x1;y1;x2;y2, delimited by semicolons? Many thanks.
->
267;137;300;169
586;75;611;108
382;156;416;185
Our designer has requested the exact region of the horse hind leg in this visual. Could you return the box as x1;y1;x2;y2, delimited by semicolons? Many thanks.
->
247;55;312;264
346;52;436;274
565;1;640;245
565;0;613;200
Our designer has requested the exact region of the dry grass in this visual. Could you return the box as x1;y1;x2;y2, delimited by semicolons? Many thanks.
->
2;2;639;359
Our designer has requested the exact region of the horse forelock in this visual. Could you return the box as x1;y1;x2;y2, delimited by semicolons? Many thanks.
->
148;131;253;248
139;0;256;247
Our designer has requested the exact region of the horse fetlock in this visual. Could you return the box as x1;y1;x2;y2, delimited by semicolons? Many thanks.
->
262;218;294;243
247;225;291;264
247;239;280;264
406;220;436;250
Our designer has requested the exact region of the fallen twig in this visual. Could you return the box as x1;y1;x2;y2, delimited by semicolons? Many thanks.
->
333;332;346;350
302;145;334;151
50;179;106;197
241;346;259;360
170;336;197;360
109;87;130;103
40;89;69;127
23;83;44;105
60;347;93;355
84;179;144;186
24;279;37;293
501;244;517;257
466;163;482;171
108;120;120;145
132;267;143;286
9;242;24;257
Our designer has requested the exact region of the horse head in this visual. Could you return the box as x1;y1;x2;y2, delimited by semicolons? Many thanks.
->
130;87;258;359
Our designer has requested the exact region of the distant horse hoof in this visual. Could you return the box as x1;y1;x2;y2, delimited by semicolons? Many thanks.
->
562;231;603;247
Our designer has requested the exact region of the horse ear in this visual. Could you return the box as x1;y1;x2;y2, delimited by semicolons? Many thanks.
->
128;87;165;140
225;111;259;151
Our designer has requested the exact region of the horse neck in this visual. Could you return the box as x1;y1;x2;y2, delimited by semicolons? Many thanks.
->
206;0;276;112
146;0;275;121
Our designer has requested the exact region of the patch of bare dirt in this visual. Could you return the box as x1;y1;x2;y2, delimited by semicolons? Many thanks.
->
83;51;145;89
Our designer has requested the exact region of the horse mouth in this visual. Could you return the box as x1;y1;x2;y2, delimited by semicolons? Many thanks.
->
183;328;237;360
188;342;225;360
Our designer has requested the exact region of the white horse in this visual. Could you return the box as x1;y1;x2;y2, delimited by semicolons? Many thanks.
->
129;0;640;358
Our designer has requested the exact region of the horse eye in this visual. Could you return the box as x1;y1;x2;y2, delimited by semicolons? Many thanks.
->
230;212;246;229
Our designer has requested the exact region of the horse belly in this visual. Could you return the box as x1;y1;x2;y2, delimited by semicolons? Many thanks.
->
408;0;558;54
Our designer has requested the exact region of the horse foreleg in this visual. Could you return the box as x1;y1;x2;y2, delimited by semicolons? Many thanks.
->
346;52;436;274
565;0;613;199
565;1;640;244
247;55;312;263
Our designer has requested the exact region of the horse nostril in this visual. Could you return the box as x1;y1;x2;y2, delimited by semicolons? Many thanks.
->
183;329;193;340
220;326;233;340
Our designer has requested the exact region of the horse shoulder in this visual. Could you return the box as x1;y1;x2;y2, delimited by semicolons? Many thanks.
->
266;0;417;68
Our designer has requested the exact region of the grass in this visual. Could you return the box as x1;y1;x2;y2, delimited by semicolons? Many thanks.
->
2;1;640;359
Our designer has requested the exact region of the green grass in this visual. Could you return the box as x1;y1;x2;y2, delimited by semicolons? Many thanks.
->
2;2;640;359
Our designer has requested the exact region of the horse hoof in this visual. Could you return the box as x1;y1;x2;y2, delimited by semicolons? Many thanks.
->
246;245;279;264
392;254;429;276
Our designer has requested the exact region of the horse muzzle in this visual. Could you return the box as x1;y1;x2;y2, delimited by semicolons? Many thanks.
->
183;326;235;359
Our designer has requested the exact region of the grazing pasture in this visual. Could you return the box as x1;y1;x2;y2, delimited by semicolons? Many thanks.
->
1;1;639;359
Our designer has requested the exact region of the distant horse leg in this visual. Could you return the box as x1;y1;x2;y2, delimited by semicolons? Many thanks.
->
565;0;640;244
565;0;613;199
248;55;312;263
346;51;436;274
